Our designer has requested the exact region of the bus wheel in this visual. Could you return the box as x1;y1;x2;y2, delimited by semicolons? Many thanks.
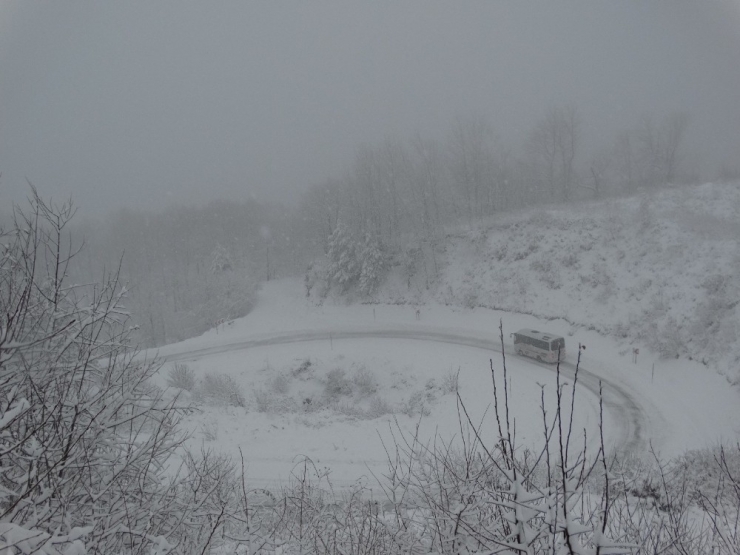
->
536;355;542;362
518;349;524;356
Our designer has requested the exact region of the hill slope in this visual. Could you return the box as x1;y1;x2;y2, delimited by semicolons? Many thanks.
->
318;183;740;381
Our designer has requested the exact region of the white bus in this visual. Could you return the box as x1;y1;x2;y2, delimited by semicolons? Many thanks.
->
511;329;566;363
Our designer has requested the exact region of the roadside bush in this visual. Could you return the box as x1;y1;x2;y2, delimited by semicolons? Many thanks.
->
197;372;246;407
167;362;196;391
335;400;365;418
324;368;353;398
253;389;273;413
271;372;291;394
366;395;393;419
401;391;430;417
441;369;459;394
254;389;300;414
292;358;313;378
351;364;378;396
462;287;479;309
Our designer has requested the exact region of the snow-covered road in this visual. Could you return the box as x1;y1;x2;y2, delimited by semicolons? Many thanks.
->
147;278;739;488
162;327;646;457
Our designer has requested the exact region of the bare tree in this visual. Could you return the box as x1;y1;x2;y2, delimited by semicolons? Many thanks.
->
447;115;495;222
637;111;690;186
637;115;663;187
377;137;412;245
585;146;613;199
662;111;690;183
410;133;445;237
527;105;580;201
0;189;234;554
614;130;637;193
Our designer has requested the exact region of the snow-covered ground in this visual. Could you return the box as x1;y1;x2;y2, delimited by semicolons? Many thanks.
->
149;274;740;491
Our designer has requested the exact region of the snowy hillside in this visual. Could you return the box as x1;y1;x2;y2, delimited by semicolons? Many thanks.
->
348;183;740;381
141;269;740;553
140;202;740;551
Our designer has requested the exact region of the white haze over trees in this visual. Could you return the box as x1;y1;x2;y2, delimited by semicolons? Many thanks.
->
1;2;740;553
56;107;703;351
1;2;740;213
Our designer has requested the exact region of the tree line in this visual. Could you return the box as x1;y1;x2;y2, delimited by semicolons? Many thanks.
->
68;199;297;346
24;106;697;347
294;108;695;256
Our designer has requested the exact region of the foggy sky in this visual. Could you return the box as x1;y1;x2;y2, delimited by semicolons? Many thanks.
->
1;1;739;215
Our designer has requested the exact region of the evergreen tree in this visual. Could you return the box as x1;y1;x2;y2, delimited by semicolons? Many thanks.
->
210;243;233;274
326;221;360;291
359;232;387;295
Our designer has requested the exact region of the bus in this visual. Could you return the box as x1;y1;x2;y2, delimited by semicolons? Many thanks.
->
511;329;566;363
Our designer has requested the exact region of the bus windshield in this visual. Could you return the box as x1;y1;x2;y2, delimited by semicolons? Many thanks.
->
550;338;565;351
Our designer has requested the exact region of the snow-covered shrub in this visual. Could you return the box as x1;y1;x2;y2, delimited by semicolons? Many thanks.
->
461;287;479;309
627;277;653;300
492;242;508;261
167;362;196;391
644;314;683;359
441;370;459;394
252;389;273;413
581;260;613;292
351;364;378;396
301;395;325;413
401;391;430;417
324;368;353;398
366;395;393;419
560;251;579;268
198;373;246;407
253;389;299;414
292;357;314;378
702;273;729;297
271;373;291;394
512;240;538;260
335;400;365;418
531;256;562;289
613;321;631;339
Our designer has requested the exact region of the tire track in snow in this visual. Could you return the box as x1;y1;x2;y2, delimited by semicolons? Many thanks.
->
162;328;646;456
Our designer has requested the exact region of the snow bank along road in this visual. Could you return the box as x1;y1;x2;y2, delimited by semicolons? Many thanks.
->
161;326;646;457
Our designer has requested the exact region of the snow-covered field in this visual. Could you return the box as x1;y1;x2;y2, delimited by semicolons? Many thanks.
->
150;274;740;490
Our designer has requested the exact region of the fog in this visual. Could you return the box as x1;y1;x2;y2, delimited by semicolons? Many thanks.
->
2;1;739;214
3;6;740;550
